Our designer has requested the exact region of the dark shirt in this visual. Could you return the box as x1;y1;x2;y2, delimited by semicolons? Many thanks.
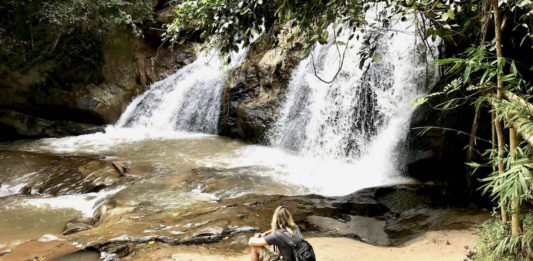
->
264;228;302;261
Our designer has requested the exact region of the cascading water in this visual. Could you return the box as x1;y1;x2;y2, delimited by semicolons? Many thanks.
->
268;9;440;178
116;48;247;134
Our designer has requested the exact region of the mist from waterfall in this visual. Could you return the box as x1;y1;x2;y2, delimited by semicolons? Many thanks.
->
267;9;440;178
116;48;247;134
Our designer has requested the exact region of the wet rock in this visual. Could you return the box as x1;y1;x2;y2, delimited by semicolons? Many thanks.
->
0;240;80;261
0;109;104;140
63;222;94;235
112;161;129;176
100;242;136;258
0;150;134;196
307;215;389;245
0;249;11;257
20;186;32;195
405;80;487;199
219;23;304;142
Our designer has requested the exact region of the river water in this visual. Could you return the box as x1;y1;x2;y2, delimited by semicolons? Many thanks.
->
0;7;439;257
0;131;409;249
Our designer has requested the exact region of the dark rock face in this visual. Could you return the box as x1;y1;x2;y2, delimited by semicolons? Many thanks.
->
405;80;489;195
0;109;104;140
218;24;304;143
0;4;194;141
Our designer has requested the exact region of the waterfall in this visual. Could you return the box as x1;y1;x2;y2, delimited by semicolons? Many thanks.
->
116;48;247;134
267;10;440;174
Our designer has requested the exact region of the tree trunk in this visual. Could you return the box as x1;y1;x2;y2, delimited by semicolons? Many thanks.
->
509;128;521;236
491;0;508;224
495;118;507;223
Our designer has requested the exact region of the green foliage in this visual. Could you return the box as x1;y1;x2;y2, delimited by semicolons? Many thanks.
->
0;0;154;69
480;145;533;206
165;0;371;55
38;0;152;36
165;0;517;69
412;43;532;110
475;213;533;261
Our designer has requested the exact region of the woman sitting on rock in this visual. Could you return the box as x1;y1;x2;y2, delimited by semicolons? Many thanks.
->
248;206;304;261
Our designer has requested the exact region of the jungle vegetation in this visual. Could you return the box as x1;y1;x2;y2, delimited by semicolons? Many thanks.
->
0;0;154;74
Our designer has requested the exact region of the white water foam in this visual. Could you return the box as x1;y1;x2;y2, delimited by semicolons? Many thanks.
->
215;145;408;196
12;127;213;155
0;183;27;197
21;187;124;217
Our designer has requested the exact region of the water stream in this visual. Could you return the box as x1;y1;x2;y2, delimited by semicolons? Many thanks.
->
268;10;440;181
0;9;439;254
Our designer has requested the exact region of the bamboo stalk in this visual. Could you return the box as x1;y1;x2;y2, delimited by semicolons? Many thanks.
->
491;0;507;224
509;128;521;236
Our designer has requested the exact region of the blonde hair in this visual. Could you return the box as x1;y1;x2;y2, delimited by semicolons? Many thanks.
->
271;206;298;237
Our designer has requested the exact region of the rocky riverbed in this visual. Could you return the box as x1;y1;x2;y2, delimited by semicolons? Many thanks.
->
0;149;487;260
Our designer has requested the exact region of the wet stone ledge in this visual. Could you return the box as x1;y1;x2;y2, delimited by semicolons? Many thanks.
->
62;183;487;259
0;150;134;196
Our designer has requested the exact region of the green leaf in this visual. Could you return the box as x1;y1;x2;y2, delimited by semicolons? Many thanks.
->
412;97;428;108
497;58;506;74
466;162;481;168
287;35;295;42
434;58;462;64
447;8;455;20
511;60;518;76
464;64;471;84
501;74;516;82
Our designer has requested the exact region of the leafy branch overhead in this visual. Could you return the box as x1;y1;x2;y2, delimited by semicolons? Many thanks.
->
165;0;372;54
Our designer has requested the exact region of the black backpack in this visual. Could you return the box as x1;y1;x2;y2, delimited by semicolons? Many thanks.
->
274;230;316;261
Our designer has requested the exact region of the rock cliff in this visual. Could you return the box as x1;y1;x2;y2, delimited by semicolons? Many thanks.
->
218;24;304;143
0;0;194;140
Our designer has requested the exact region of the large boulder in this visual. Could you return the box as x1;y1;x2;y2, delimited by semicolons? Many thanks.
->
218;24;304;143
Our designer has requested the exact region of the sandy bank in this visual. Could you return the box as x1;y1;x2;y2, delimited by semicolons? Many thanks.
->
129;229;477;261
